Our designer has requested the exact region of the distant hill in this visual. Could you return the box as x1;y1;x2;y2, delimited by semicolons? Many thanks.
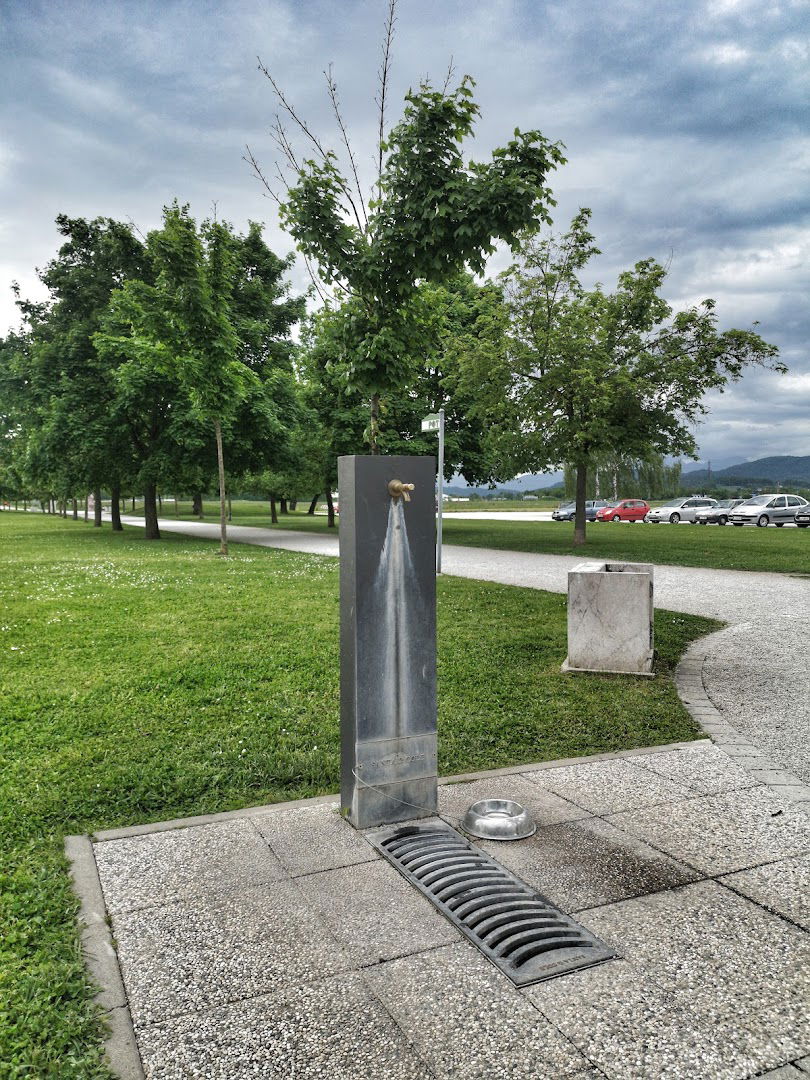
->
682;455;810;489
446;471;563;497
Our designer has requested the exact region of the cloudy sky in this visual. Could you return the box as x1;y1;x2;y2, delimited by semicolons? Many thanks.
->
2;0;808;467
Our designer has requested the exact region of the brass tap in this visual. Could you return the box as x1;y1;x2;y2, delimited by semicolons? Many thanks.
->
388;479;415;502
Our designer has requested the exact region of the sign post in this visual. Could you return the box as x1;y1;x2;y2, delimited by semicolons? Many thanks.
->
421;410;445;573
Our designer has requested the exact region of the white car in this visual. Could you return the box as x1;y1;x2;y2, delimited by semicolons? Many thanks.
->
729;494;808;527
646;498;716;524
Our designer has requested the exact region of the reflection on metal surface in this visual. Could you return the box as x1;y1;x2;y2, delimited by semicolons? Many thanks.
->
461;799;536;841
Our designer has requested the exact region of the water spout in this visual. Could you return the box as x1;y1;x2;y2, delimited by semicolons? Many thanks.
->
374;497;420;738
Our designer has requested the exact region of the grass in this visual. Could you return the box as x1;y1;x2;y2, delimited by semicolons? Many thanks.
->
123;499;810;574
0;511;720;1076
440;517;810;574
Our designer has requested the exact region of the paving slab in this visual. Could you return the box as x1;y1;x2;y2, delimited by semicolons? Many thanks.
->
94;819;286;913
608;785;810;875
475;814;698;913
300;859;460;966
528;880;810;1078
136;972;433;1080
721;853;810;929
251;801;378;876
527;757;693;815
113;881;352;1025
628;742;761;795
364;942;599;1079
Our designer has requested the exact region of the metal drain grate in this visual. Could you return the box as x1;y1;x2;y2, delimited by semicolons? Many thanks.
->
370;822;616;986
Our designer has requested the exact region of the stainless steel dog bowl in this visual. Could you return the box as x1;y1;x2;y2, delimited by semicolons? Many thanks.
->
461;799;536;841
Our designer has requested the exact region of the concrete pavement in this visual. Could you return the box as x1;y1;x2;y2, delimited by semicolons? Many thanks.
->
69;741;810;1079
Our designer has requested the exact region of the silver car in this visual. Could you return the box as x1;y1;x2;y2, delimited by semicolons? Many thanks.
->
694;499;746;526
646;497;716;524
729;493;809;527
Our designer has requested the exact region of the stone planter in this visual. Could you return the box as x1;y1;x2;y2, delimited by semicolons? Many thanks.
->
562;561;654;677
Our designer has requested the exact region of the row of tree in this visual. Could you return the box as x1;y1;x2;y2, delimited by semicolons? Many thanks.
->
1;77;784;545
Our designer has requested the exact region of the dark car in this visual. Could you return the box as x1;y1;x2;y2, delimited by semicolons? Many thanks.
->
552;500;610;522
694;499;746;526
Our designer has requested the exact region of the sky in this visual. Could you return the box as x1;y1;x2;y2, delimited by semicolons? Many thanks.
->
1;0;808;468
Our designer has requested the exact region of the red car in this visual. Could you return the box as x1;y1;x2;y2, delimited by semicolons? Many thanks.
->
594;499;650;522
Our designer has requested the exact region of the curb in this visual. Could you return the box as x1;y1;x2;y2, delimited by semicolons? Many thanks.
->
64;836;145;1079
675;631;810;815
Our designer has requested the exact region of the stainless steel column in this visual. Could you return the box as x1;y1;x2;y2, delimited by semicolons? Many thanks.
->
339;455;438;828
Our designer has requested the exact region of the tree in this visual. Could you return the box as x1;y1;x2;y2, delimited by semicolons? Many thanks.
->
7;217;147;526
251;54;565;449
99;205;253;553
460;209;784;544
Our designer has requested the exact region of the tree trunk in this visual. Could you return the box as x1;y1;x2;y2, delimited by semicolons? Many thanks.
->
289;499;297;511
270;497;278;525
280;497;288;515
51;496;56;514
573;463;588;547
307;494;319;516
174;495;179;514
326;488;336;528
111;484;123;531
72;498;78;520
84;496;89;521
192;491;203;518
131;495;136;512
227;493;232;522
144;482;160;539
214;417;228;556
158;493;163;512
370;393;380;454
93;488;102;527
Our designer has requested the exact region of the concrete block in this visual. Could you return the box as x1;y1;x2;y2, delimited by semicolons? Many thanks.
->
563;561;654;676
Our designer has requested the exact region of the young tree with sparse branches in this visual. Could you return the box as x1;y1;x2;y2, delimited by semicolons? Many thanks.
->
246;0;565;451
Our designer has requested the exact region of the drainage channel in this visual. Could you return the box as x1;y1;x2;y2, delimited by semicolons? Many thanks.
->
369;821;616;987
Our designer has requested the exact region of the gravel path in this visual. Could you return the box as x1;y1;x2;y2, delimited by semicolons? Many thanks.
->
121;516;810;782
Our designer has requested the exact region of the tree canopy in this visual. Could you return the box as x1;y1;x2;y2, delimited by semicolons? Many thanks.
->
268;75;565;447
458;209;784;543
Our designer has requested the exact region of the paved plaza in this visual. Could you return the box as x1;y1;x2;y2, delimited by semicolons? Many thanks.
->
69;741;810;1079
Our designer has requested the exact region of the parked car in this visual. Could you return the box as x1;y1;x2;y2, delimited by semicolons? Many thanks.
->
729;494;809;527
552;500;610;521
594;499;650;522
646;497;716;524
794;504;810;528
694;499;746;526
551;501;576;521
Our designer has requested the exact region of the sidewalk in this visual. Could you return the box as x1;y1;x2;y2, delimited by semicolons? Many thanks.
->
68;740;810;1079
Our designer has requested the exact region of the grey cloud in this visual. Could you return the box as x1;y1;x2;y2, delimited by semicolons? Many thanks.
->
1;0;807;464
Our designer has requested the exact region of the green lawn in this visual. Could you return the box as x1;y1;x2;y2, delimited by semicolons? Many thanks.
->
125;499;810;574
0;511;719;1076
